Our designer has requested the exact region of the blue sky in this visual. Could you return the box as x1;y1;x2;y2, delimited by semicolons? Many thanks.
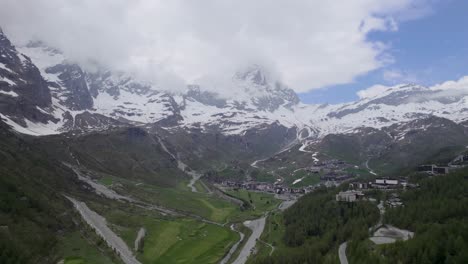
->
299;0;468;104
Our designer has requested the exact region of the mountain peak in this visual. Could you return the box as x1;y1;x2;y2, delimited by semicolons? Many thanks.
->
235;64;268;86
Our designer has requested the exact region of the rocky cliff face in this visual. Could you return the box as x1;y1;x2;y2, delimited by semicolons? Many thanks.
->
45;63;93;110
0;30;56;127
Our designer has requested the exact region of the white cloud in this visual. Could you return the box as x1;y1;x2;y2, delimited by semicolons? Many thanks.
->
357;84;394;99
383;69;420;84
0;0;434;94
429;76;468;97
430;76;468;91
357;75;468;100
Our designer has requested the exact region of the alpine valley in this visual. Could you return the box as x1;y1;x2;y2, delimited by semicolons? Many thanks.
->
1;27;468;264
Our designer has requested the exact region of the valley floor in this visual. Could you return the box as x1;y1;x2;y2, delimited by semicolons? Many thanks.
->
60;164;285;264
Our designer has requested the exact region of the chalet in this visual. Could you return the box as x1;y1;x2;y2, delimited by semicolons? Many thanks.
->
371;178;400;189
387;193;403;208
418;164;450;175
433;166;449;174
349;182;369;189
274;186;288;194
374;178;399;185
336;190;364;202
290;188;305;194
418;164;435;173
256;183;273;192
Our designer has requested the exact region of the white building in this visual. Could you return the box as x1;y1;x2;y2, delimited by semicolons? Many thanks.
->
375;179;399;185
336;190;364;202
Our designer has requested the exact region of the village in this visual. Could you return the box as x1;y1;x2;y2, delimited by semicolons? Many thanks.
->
417;153;468;174
336;177;412;206
220;158;358;195
336;153;468;206
219;153;468;208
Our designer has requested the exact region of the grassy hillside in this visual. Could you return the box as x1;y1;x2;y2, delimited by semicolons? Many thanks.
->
32;127;186;187
0;123;122;263
153;124;297;172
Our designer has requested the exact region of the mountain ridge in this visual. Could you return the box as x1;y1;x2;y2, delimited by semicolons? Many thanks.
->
0;30;467;139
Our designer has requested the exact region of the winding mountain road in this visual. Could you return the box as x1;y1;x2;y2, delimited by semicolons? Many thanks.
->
66;196;141;264
365;159;378;176
338;242;349;264
219;224;246;264
155;136;203;192
231;217;266;264
226;196;297;264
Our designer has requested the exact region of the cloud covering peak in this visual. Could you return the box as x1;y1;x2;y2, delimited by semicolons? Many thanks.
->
0;0;434;94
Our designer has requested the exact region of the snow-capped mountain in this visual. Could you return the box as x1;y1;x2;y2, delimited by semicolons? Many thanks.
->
0;29;467;138
309;83;468;135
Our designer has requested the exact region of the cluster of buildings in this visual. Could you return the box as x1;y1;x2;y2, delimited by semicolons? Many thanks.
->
221;180;306;194
417;164;450;175
320;172;353;182
314;159;346;169
305;159;357;183
335;153;468;205
348;178;413;191
336;190;364;202
336;178;416;203
386;193;403;208
221;160;357;195
418;154;468;175
336;191;404;206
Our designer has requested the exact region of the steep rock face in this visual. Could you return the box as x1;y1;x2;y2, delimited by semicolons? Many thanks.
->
185;85;227;108
0;30;56;126
0;33;51;106
46;63;93;110
61;111;123;133
0;36;129;134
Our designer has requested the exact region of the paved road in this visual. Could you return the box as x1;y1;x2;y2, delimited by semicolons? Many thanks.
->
277;198;296;211
68;164;179;216
365;159;378;176
156;136;203;192
68;166;135;202
250;158;266;169
223;195;298;264
219;224;245;264
338;242;349;264
232;217;266;264
67;196;141;264
276;194;298;211
185;168;202;192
